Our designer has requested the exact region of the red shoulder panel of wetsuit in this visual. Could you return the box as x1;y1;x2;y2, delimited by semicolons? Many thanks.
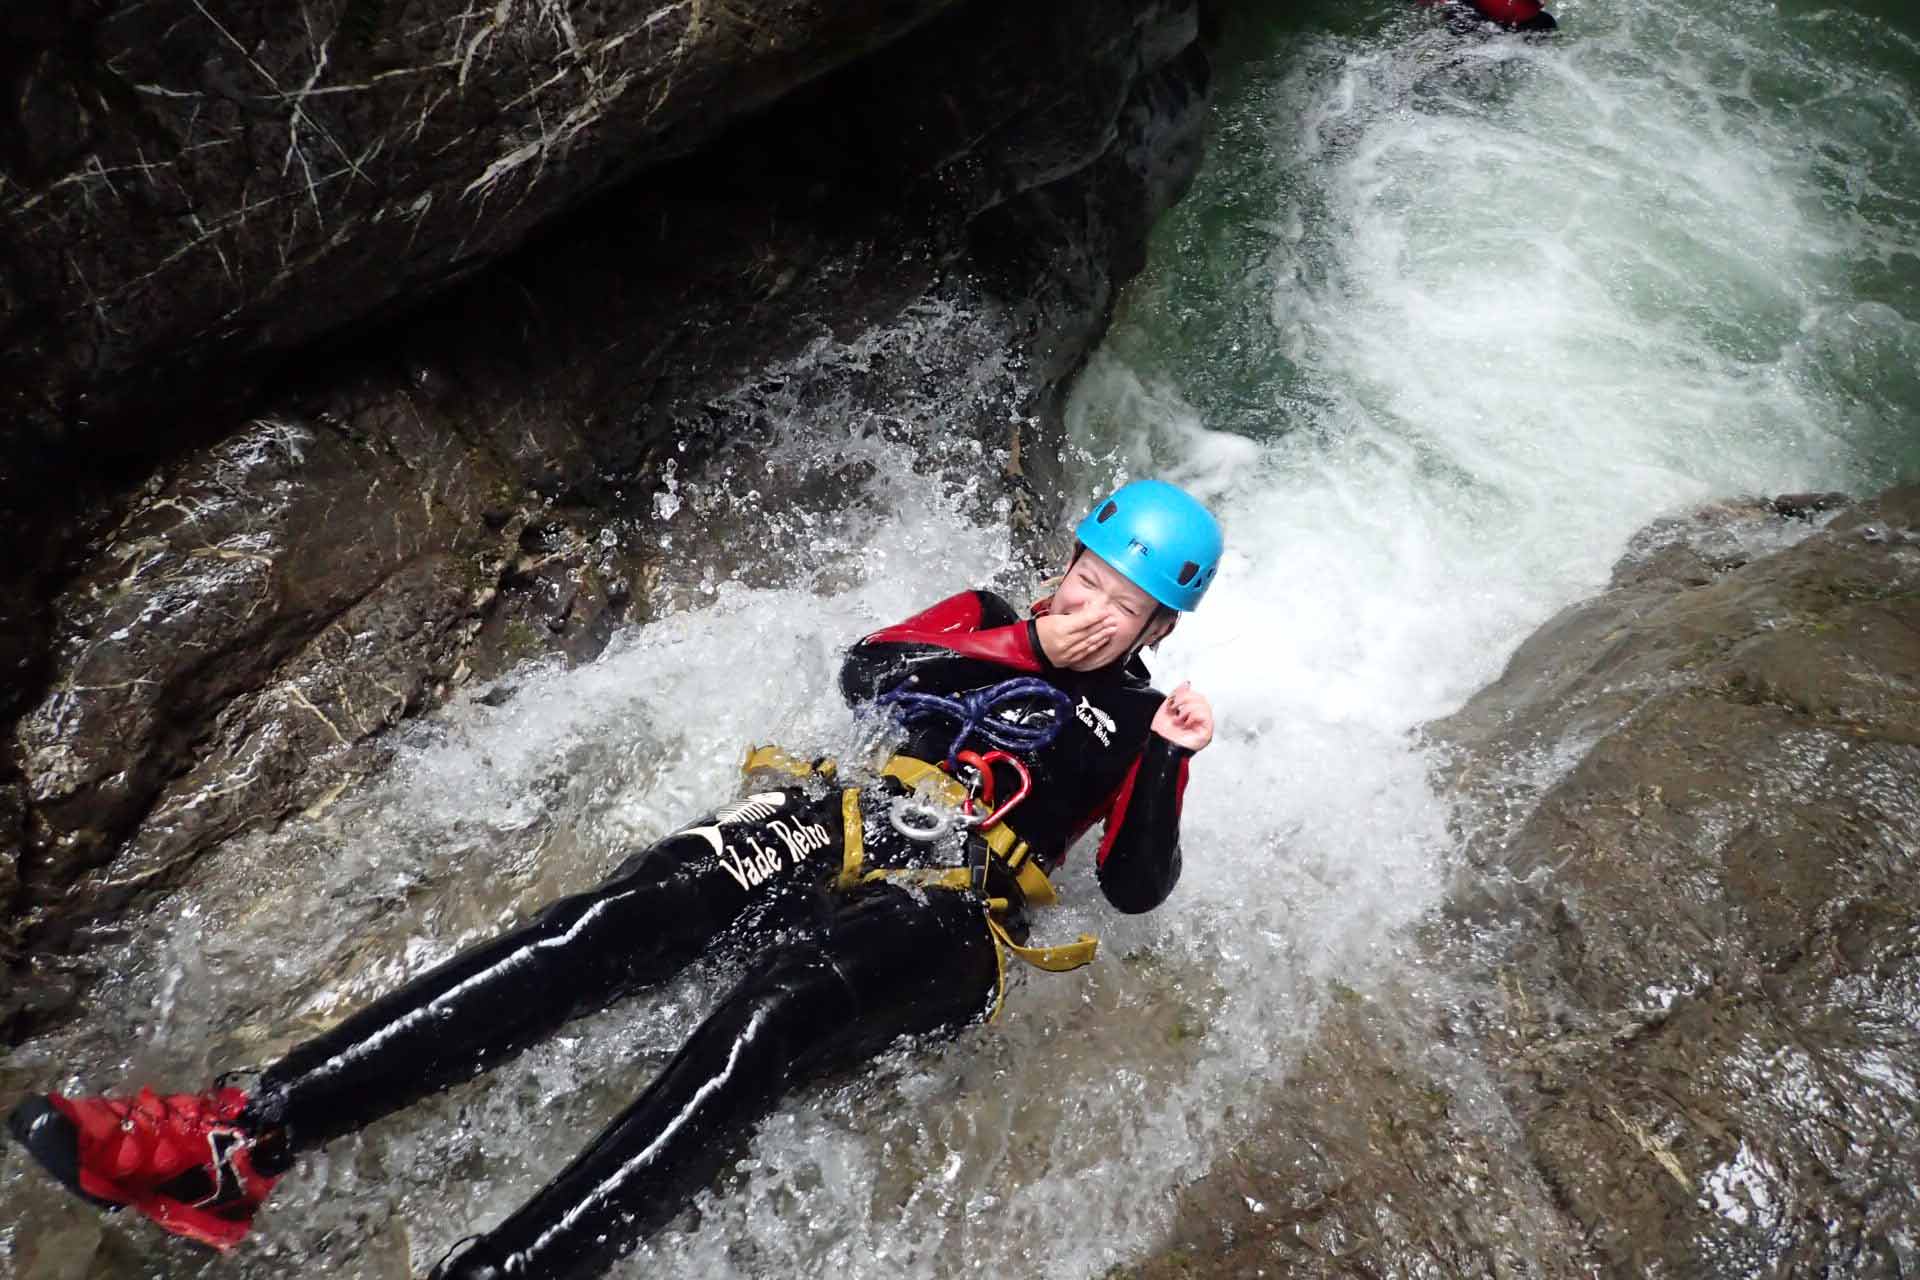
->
860;590;1043;672
865;590;986;637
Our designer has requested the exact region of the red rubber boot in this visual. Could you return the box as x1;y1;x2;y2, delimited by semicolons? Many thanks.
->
8;1085;280;1249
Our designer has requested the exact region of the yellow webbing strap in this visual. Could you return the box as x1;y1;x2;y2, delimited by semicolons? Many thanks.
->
741;744;833;780
742;746;1094;980
986;914;1099;973
859;867;1099;981
1008;852;1056;907
838;787;865;889
877;755;1055;904
879;753;968;804
987;924;1008;1022
742;744;866;888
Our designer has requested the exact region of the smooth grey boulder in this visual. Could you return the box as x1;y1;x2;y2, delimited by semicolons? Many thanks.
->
1436;484;1920;1277
1124;484;1920;1279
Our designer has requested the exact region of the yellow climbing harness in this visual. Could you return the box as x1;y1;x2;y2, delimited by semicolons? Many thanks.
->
740;744;1100;1017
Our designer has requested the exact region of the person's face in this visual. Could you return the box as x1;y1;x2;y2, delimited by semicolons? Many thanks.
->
1051;549;1174;668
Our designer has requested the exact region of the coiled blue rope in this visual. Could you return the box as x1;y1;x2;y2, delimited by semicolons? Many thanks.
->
874;677;1073;767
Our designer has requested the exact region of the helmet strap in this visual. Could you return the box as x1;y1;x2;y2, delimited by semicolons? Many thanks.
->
1126;606;1177;662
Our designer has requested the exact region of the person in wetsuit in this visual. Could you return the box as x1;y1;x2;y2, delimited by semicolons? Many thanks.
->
7;478;1224;1280
1414;0;1558;32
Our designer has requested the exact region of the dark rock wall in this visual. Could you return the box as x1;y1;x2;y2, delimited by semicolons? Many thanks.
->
0;0;962;463
0;0;1213;1038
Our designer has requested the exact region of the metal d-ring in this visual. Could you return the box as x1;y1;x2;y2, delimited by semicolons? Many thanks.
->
888;795;956;843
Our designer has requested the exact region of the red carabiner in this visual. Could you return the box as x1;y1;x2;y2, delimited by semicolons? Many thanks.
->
951;749;1031;830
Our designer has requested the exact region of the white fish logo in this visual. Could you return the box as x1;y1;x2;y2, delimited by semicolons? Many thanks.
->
1075;696;1116;746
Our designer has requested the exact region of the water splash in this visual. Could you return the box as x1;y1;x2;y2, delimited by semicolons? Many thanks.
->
8;2;1920;1278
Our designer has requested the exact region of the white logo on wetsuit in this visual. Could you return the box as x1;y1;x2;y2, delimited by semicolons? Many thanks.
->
679;792;833;892
1076;695;1116;747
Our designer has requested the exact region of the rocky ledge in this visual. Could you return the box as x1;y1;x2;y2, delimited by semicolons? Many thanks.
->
1127;484;1920;1278
1;0;1217;1038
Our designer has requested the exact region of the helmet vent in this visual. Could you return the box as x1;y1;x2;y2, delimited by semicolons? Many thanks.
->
1096;501;1119;524
1177;561;1200;586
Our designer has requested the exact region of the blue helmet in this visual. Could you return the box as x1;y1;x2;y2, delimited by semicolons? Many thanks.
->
1073;479;1224;612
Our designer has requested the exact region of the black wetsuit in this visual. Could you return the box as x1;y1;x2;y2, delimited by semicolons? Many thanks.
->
239;590;1191;1280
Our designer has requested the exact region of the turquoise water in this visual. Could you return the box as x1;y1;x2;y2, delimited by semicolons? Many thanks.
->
1083;0;1920;483
1069;0;1920;751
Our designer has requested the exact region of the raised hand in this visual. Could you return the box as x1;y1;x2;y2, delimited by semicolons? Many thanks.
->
1150;681;1213;752
1035;609;1121;671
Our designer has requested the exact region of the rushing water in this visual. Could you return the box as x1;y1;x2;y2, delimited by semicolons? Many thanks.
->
6;1;1920;1277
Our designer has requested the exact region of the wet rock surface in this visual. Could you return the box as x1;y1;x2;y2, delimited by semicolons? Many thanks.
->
0;0;961;458
1;0;1215;1037
1128;484;1920;1278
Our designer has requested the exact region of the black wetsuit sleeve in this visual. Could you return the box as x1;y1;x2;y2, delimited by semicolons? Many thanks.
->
839;590;1049;704
1093;733;1190;914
